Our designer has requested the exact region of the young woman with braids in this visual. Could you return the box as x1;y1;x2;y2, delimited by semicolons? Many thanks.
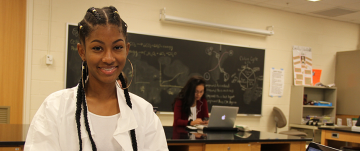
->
25;6;168;151
172;76;209;127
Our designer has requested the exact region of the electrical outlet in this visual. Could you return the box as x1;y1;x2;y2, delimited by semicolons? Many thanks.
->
46;55;53;65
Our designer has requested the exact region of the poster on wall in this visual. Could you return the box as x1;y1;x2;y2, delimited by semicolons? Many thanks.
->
293;45;312;86
269;68;284;97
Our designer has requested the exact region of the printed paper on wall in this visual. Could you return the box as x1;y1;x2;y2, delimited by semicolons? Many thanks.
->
293;46;312;86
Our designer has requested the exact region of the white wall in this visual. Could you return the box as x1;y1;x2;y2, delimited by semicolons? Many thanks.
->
25;0;360;133
358;30;360;50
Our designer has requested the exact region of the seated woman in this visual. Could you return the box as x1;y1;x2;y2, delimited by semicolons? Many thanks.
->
172;76;209;127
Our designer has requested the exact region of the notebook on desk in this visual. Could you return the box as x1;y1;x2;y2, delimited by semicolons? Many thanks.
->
196;105;239;131
306;142;340;151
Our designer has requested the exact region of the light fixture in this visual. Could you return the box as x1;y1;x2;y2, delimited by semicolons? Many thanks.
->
159;8;274;36
307;0;321;2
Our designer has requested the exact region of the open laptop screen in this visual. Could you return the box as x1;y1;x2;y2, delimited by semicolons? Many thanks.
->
306;142;340;151
208;106;239;128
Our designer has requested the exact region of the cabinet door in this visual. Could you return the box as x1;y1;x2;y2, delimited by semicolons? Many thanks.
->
0;147;22;151
205;144;251;151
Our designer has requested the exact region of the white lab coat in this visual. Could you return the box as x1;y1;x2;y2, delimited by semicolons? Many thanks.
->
25;84;169;151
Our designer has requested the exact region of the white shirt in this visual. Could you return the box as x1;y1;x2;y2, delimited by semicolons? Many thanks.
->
25;83;168;151
188;106;197;121
89;112;121;151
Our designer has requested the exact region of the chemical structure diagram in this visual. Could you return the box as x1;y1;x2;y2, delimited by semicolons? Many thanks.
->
231;61;263;104
231;64;260;91
203;46;233;82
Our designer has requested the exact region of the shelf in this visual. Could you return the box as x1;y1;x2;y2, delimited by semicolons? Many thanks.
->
289;124;319;130
290;85;337;125
303;105;334;108
290;124;350;130
293;85;337;89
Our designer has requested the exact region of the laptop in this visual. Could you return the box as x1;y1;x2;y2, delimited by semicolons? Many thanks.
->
196;105;239;131
306;142;340;151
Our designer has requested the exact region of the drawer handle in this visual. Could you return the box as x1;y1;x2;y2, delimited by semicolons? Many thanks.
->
331;133;339;138
228;147;231;150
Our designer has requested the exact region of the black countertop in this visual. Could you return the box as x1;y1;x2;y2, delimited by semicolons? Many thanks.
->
165;126;312;144
319;126;360;134
0;124;312;146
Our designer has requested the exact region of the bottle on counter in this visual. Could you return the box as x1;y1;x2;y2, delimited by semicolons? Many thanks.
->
352;118;358;127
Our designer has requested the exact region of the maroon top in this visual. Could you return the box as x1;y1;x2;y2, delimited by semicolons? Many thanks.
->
173;98;209;127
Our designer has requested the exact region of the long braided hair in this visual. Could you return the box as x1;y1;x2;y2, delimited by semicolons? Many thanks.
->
76;6;137;151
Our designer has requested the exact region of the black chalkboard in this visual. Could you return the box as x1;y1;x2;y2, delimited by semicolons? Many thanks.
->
65;24;82;88
65;24;265;115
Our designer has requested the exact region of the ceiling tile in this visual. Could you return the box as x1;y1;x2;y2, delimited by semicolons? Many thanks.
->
333;16;352;22
319;0;360;6
256;2;284;9
227;0;262;5
304;13;332;20
336;12;360;20
281;7;307;14
227;0;360;24
288;2;336;13
228;0;268;3
312;7;358;17
340;2;360;11
248;0;271;2
260;0;307;8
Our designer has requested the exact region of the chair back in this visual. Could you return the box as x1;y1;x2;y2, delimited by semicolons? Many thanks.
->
273;107;287;128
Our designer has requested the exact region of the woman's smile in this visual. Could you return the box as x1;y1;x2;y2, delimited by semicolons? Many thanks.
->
99;66;118;75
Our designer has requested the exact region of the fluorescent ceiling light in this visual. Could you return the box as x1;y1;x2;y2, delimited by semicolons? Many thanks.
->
307;0;321;2
159;8;274;36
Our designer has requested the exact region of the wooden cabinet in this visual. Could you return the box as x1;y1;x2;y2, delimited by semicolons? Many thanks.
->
289;86;337;125
0;147;22;151
205;144;251;151
169;141;306;151
321;129;360;146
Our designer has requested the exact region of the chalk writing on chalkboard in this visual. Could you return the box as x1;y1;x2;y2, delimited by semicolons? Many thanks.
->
65;24;265;115
122;33;265;115
65;24;82;89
